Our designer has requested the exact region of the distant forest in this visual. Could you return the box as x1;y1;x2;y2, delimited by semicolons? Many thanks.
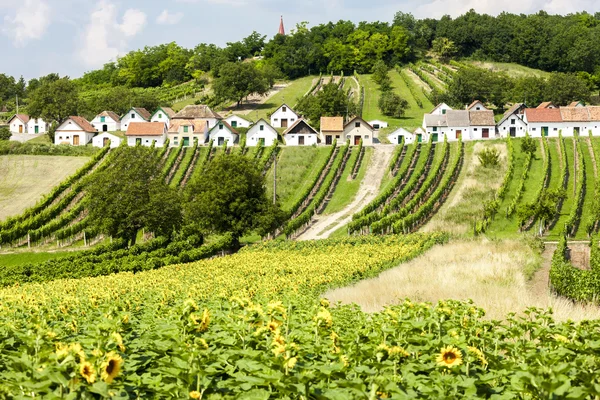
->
1;10;600;117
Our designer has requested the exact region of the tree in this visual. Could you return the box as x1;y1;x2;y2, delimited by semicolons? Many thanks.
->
371;60;392;92
432;37;457;62
378;91;408;118
478;147;500;168
184;154;283;247
27;77;79;125
212;62;270;107
296;82;358;126
87;146;182;245
521;134;537;154
0;127;11;141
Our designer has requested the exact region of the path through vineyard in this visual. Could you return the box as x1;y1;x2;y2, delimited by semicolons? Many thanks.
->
297;145;394;241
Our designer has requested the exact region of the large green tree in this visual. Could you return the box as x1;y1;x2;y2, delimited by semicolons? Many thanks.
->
212;62;270;107
27;77;79;124
296;82;358;128
184;154;282;246
87;146;182;245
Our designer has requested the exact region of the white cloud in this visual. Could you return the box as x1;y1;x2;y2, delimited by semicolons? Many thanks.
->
156;10;184;25
79;1;147;68
119;9;147;37
2;0;51;47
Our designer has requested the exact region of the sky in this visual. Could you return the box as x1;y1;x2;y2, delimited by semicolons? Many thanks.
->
1;0;600;80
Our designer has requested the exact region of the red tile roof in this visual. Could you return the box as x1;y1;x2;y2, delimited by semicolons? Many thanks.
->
126;122;166;136
537;101;556;109
320;116;344;132
525;108;562;123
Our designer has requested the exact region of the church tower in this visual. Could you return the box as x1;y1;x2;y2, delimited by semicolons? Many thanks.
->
278;15;285;35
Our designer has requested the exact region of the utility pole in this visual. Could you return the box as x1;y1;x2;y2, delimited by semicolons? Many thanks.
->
16;95;19;114
273;155;277;205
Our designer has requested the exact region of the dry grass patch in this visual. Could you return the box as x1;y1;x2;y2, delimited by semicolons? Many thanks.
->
325;238;600;321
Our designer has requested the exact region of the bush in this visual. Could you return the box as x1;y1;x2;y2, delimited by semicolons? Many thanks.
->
521;134;537;154
0;126;10;141
378;92;408;118
478;147;500;168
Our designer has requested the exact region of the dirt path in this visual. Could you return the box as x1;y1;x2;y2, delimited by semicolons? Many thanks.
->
297;145;395;241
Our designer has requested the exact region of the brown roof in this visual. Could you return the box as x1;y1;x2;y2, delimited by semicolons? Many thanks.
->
10;114;30;124
469;110;495;126
525;108;562;123
560;107;590;122
99;111;120;122
168;119;208;133
283;118;318;136
498;103;525;126
173;105;222;120
467;100;486;110
210;120;238;135
67;116;97;133
344;116;374;131
537;101;556;109
320;116;344;132
161;107;176;118
569;101;584;107
126;122;166;136
588;106;600;121
131;107;151;121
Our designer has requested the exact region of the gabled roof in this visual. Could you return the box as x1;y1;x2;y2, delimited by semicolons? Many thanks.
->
127;107;151;121
429;103;451;114
59;116;97;133
126;122;166;136
283;118;318;136
469;110;495;126
560;107;590;122
273;103;297;116
153;107;176;118
524;108;562;123
446;110;470;127
173;105;222;120
569;101;585;108
209;121;238;135
498;103;525;126
320;116;344;132
8;114;30;124
344;116;373;131
225;114;251;123
168;119;208;133
389;127;413;136
98;111;121;122
537;101;557;109
249;118;277;132
467;100;487;111
424;114;447;127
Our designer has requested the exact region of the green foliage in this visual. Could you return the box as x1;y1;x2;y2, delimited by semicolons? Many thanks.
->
563;138;586;236
521;134;537;155
296;83;358;127
212;62;271;107
477;147;500;168
184;154;283;243
371;60;391;92
87;146;182;245
378;91;409;118
432;37;457;62
0;126;10;141
27;76;79;124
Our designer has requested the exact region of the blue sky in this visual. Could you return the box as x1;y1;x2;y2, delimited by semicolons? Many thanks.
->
1;0;599;80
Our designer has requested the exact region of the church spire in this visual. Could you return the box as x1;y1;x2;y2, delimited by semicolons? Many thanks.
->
278;15;285;35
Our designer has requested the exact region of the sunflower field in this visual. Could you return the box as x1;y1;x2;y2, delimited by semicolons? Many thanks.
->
2;233;600;398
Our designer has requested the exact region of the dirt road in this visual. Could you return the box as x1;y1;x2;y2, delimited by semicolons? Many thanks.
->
297;145;394;241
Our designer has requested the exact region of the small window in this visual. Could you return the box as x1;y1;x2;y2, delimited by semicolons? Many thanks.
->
365;135;369;139
282;107;287;112
219;124;223;130
511;119;515;125
355;122;360;128
554;128;558;131
183;126;189;133
433;127;437;132
260;125;264;131
476;107;481;110
336;135;340;139
442;109;447;115
59;136;63;140
291;118;295;122
532;128;537;131
274;118;278;121
474;128;478;131
100;116;106;122
131;114;135;119
159;113;162;118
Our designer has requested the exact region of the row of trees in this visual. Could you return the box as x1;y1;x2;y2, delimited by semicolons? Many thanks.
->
372;61;409;118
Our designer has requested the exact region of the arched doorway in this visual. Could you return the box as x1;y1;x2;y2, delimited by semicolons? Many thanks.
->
102;124;108;132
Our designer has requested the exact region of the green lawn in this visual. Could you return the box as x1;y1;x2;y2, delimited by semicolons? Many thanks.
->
254;76;318;122
360;71;433;131
266;146;331;212
0;251;73;267
324;147;373;214
548;138;576;239
574;138;596;239
26;135;52;144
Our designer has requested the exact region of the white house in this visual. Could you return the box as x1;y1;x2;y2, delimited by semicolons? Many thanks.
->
423;113;449;141
121;107;151;131
560;107;593;137
320;116;344;145
246;118;278;147
225;114;252;129
172;105;222;129
209;121;238;147
368;120;388;130
497;103;527;138
7;114;29;134
26;117;48;134
467;100;488;111
469;111;496;140
54;116;97;146
91;111;121;132
430;103;452;116
126;122;167;147
282;119;318;146
270;104;298;128
523;108;563;138
388;127;414;145
92;132;122;148
167;119;209;147
344;116;374;146
151;107;176;126
445;110;471;141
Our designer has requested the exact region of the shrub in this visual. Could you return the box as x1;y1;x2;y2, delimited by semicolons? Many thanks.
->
477;147;500;168
0;126;10;141
378;92;408;118
521;134;537;154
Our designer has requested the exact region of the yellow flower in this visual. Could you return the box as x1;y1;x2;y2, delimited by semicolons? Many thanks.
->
553;334;570;344
285;357;297;369
70;343;86;362
467;346;488;366
267;320;280;332
315;307;333;328
436;346;462;368
189;391;201;399
92;348;103;357
268;301;287;316
55;343;69;359
80;362;96;384
111;332;126;352
320;298;330;308
198;309;210;332
100;352;123;384
449;330;459;338
272;344;286;357
340;355;349;367
198;338;208;350
388;346;410;358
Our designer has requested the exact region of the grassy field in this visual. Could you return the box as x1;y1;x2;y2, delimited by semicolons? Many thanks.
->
546;139;561;193
548;138;576;238
26;135;52;144
360;70;433;131
466;61;551;78
265;146;331;212
0;251;73;267
169;147;194;186
253;76;317;122
0;155;90;221
324;147;373;214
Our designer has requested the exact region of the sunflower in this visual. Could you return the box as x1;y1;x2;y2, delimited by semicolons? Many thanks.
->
80;362;96;384
267;320;280;332
436;346;462;368
189;391;201;399
198;309;210;332
284;357;297;369
467;346;488;367
100;352;123;383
